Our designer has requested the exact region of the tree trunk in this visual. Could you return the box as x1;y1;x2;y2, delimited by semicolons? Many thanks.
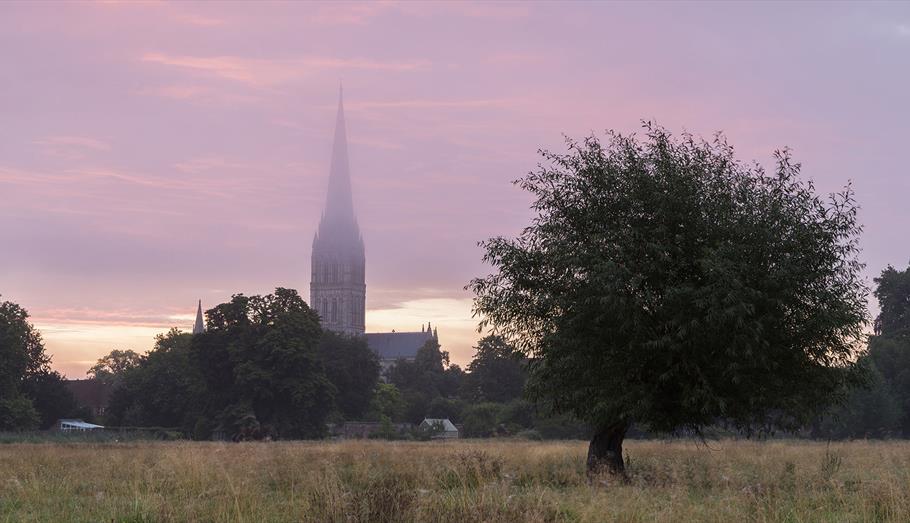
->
587;422;629;480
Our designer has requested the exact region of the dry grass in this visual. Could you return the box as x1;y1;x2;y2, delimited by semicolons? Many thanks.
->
1;439;909;522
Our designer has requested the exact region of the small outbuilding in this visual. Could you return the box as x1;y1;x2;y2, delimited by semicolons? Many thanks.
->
419;418;459;439
57;419;104;432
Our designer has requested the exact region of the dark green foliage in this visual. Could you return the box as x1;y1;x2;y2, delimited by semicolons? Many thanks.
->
107;288;381;440
87;349;142;387
388;339;465;423
463;335;526;403
426;397;463;421
470;125;867;468
814;264;910;439
867;337;910;436
106;329;203;433
0;297;81;430
873;264;910;338
20;370;84;429
0;395;38;431
366;383;406;421
862;263;910;436
318;331;380;420
814;359;902;439
191;288;333;439
461;403;501;437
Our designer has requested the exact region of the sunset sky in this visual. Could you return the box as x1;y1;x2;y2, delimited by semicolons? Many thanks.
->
2;1;909;377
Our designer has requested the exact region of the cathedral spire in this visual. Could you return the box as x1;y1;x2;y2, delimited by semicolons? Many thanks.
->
310;87;366;336
193;300;204;335
324;84;355;223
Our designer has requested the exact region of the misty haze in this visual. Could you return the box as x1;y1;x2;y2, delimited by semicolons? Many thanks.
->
2;1;910;522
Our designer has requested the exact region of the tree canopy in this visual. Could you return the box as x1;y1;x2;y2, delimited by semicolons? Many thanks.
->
0;296;82;430
107;288;381;440
469;125;868;475
865;263;910;436
463;335;526;403
88;349;142;386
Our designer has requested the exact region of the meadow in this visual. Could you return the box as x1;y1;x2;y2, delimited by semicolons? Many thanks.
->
1;438;909;522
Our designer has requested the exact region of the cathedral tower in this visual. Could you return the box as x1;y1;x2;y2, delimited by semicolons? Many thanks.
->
310;88;366;335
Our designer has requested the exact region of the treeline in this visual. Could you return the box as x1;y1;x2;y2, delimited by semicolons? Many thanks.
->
4;264;910;440
814;263;910;439
104;288;376;439
98;288;586;440
91;263;910;440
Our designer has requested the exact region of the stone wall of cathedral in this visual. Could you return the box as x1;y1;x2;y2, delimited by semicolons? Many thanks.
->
310;252;365;335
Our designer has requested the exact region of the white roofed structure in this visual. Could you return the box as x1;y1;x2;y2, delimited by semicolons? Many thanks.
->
420;418;459;439
58;419;104;432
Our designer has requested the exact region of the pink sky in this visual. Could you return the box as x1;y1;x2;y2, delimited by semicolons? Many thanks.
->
1;1;909;377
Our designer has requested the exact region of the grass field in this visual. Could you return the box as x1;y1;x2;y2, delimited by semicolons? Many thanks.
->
1;439;909;522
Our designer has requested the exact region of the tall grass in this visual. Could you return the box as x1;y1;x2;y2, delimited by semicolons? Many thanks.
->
1;439;908;522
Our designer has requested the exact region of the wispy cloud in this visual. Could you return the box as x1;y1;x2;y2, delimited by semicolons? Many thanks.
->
32;136;111;160
134;84;261;104
33;135;111;151
174;156;249;174
484;52;544;66
309;1;397;25
343;98;522;111
898;24;910;37
174;12;225;27
33;307;179;328
350;137;404;151
140;53;430;88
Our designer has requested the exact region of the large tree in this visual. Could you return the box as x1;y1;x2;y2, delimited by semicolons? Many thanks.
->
469;125;867;476
0;296;81;430
194;288;333;439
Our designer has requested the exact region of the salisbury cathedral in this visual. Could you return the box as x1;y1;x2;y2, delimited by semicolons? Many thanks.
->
310;89;437;367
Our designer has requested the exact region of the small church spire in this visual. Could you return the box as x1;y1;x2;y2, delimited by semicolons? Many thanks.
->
193;300;204;335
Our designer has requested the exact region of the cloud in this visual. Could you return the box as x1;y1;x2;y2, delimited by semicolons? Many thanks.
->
898;24;910;37
343;98;522;111
134;84;262;104
309;2;397;25
484;52;544;66
140;52;430;88
175;13;225;27
350;137;404;151
174;156;249;174
32;136;112;160
33;135;111;151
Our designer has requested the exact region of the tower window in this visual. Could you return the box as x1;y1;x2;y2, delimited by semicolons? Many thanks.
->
331;299;337;322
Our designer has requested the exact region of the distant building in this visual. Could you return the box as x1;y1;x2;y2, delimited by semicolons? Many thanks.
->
57;419;104;432
309;89;440;360
310;87;366;336
65;378;111;418
419;418;459;439
366;323;438;373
